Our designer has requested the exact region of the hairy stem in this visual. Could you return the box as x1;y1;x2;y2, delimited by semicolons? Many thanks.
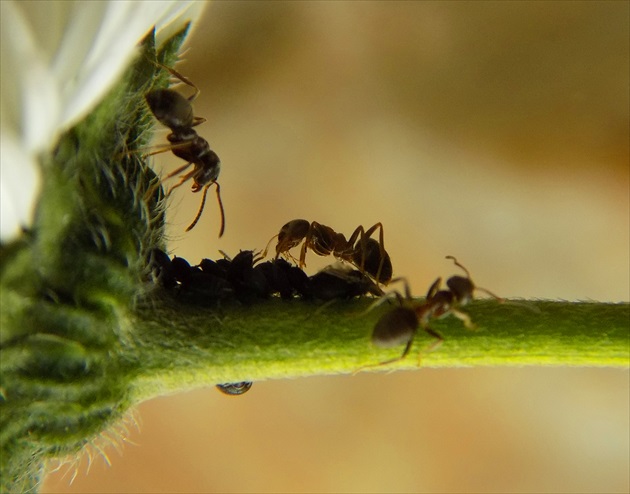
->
125;294;629;402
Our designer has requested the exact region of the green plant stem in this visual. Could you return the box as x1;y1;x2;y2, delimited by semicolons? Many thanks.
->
125;294;629;402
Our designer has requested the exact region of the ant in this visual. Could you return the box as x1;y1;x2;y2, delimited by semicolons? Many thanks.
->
264;219;392;286
144;64;225;236
368;256;503;368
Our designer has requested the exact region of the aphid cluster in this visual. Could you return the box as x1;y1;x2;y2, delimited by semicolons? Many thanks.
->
145;64;225;236
147;247;385;396
147;248;380;305
265;219;393;286
369;256;503;368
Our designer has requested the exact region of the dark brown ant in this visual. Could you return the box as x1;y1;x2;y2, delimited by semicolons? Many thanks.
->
216;382;253;396
368;256;503;368
144;64;225;236
264;219;392;286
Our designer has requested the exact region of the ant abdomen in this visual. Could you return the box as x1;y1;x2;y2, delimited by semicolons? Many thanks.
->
354;238;393;284
145;89;194;130
190;156;221;190
371;307;418;348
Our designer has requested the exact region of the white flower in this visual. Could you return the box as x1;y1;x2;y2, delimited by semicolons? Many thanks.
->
0;0;205;243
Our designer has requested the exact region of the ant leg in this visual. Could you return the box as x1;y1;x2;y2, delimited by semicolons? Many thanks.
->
449;308;476;330
354;222;387;284
347;225;366;269
142;140;195;159
354;329;417;374
298;241;309;268
298;223;316;268
376;333;416;367
166;166;196;195
352;278;410;318
120;139;191;162
369;222;387;284
165;161;193;179
419;326;444;359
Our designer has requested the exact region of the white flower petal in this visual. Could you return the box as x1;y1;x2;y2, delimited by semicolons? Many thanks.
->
0;125;41;241
0;1;61;153
0;0;204;243
57;1;202;133
154;1;207;47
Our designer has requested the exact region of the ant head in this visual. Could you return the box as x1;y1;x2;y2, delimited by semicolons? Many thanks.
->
445;256;474;303
445;255;503;303
446;275;475;305
276;219;310;254
192;153;221;187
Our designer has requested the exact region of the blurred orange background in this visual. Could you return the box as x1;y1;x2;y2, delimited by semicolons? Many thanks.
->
43;2;628;493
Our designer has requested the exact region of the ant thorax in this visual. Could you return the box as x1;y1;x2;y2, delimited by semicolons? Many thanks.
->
309;224;346;257
167;128;198;144
420;290;454;322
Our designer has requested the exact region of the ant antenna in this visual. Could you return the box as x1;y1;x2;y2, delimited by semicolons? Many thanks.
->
185;182;225;237
445;255;471;278
186;185;208;232
215;182;226;238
